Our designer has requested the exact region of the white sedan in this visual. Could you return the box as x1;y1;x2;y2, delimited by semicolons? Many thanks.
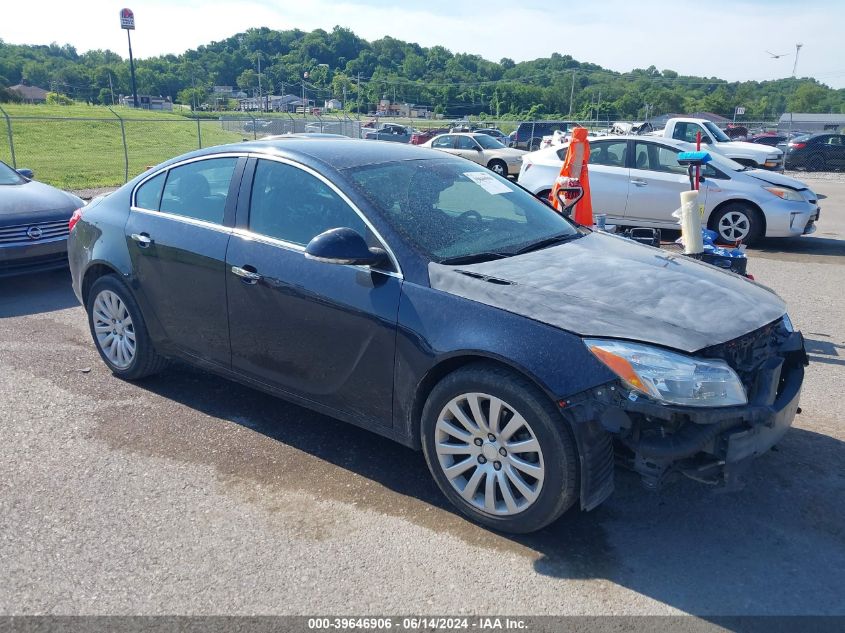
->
422;133;527;177
517;135;820;245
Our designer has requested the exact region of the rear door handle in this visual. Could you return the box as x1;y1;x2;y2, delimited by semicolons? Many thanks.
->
630;179;648;187
130;232;152;247
231;265;262;284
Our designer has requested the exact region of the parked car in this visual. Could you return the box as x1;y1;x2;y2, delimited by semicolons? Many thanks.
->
363;123;414;143
747;133;787;147
410;128;449;145
68;138;806;533
780;133;845;171
0;161;84;276
512;121;573;151
518;136;820;245
422;133;526;176
474;128;510;143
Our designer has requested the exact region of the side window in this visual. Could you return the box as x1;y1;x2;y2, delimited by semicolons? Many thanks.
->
432;135;453;149
134;171;166;210
456;136;478;150
671;122;704;144
633;143;686;174
590;141;628;167
249;159;368;247
160;158;236;224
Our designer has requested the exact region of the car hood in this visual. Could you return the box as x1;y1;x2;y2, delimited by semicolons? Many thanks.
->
0;180;83;225
428;232;785;354
744;169;811;191
718;140;782;156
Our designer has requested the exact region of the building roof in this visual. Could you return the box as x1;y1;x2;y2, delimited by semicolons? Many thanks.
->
10;84;48;100
778;113;845;122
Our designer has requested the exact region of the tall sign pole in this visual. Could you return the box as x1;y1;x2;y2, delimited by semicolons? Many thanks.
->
120;8;138;108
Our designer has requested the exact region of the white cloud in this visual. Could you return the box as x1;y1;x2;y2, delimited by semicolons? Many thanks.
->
3;0;844;88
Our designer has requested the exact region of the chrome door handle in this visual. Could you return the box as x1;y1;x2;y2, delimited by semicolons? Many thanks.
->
630;179;648;186
231;265;262;283
130;233;152;247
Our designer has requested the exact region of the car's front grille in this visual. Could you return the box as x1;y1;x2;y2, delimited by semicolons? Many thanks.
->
0;220;69;246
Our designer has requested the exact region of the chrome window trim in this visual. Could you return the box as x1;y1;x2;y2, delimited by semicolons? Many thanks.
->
129;206;234;235
130;152;247;211
245;153;404;279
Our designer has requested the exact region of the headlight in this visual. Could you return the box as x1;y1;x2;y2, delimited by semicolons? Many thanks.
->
585;339;747;407
764;186;804;202
782;313;794;332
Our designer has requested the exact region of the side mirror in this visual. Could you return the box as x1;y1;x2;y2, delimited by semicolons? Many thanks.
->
305;227;388;267
17;168;34;179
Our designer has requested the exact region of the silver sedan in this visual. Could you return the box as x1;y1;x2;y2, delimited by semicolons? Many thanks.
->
423;133;527;177
518;135;820;245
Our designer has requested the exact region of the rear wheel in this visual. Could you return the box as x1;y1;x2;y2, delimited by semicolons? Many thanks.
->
710;203;764;246
528;138;542;151
421;364;579;533
86;275;167;380
488;159;507;177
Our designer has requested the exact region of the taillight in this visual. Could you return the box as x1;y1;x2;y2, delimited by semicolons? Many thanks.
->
68;208;84;232
790;142;806;149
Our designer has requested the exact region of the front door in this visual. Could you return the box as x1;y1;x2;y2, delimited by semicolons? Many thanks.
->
225;158;401;426
454;135;484;165
125;156;242;366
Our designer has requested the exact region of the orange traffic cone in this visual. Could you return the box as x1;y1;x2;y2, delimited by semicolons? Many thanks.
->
549;127;593;226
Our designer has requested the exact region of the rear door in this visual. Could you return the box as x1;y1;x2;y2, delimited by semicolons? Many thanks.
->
626;141;705;226
586;139;630;222
225;157;402;427
431;134;458;156
126;155;244;366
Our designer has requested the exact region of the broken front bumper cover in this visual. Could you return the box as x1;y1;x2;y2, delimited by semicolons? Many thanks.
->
566;330;807;507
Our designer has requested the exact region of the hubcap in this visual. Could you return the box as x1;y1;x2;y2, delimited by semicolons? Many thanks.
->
718;211;751;242
92;290;136;369
491;163;505;175
434;393;545;517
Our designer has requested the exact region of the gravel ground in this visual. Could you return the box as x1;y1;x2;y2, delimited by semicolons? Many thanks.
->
1;183;843;618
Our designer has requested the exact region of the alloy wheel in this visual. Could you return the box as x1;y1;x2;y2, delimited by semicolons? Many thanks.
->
717;211;751;242
434;392;545;516
92;290;136;369
490;162;506;176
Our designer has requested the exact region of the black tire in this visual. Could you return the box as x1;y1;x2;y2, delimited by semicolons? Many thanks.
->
86;274;167;380
528;138;541;151
487;159;508;177
709;203;764;246
421;363;579;533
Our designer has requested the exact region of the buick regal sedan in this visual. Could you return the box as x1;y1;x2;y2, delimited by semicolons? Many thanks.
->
68;139;807;533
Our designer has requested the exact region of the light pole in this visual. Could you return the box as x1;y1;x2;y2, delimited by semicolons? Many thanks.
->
302;71;308;116
792;43;803;78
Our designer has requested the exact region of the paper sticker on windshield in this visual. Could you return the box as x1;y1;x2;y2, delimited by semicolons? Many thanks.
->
463;171;511;194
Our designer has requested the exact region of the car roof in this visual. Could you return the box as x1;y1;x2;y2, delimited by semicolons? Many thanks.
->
175;137;443;171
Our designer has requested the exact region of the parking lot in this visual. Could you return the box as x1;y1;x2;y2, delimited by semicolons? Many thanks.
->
1;181;843;618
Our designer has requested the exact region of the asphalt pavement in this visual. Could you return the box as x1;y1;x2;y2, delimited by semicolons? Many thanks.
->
1;183;843;618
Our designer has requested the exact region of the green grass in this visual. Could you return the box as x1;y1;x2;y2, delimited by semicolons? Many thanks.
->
0;104;245;190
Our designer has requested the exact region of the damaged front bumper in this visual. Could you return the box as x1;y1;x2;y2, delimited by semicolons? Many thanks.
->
565;326;808;510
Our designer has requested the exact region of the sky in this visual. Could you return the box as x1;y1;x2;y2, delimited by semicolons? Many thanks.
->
4;0;845;89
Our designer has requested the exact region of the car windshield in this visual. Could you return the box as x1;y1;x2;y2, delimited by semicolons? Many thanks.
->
474;135;506;149
0;161;24;185
703;121;732;143
344;158;579;262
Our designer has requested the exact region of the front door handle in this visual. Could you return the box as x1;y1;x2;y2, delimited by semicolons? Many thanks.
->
130;232;152;247
231;265;262;284
630;179;648;187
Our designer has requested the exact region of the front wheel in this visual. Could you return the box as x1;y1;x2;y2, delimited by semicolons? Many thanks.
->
710;203;764;246
421;364;579;533
86;275;167;380
487;159;508;177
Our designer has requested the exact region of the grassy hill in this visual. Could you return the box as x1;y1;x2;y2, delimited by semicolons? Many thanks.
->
0;104;245;189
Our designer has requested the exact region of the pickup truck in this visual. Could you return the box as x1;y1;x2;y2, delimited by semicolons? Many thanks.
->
362;123;414;143
653;118;783;170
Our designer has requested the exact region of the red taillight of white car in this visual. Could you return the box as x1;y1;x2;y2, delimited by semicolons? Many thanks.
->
68;208;84;232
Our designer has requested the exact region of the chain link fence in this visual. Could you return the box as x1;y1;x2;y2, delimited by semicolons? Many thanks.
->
0;105;841;191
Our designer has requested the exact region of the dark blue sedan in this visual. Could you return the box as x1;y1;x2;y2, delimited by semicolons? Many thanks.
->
68;139;806;533
0;160;84;276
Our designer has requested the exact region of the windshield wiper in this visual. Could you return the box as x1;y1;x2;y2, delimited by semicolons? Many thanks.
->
513;232;583;255
438;252;510;265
